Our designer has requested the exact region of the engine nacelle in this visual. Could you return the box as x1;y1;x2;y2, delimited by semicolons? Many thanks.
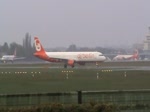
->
67;60;75;67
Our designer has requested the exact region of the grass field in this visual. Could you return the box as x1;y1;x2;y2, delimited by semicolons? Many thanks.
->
0;64;150;94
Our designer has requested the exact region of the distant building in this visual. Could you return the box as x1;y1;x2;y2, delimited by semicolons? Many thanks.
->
143;27;150;60
132;43;143;50
143;35;150;51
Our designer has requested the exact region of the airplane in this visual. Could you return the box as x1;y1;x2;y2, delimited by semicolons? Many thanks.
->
0;49;25;63
113;49;139;61
34;37;106;68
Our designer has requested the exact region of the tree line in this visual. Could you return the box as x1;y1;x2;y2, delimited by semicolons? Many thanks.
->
0;33;124;60
0;33;35;60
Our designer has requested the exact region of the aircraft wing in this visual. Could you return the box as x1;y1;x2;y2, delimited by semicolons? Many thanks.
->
14;57;26;60
50;56;76;62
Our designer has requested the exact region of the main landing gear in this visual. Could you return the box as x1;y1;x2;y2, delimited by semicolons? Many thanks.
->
64;64;67;68
64;64;74;68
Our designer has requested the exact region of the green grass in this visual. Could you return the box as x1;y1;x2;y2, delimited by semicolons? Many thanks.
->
0;66;150;94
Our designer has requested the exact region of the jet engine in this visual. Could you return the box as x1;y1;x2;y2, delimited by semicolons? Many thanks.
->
67;60;75;67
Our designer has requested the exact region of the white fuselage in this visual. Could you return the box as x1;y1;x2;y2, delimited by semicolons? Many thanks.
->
1;55;15;61
34;37;106;67
113;55;133;60
45;52;106;62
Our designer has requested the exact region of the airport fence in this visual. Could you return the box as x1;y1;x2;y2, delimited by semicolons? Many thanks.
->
0;89;150;108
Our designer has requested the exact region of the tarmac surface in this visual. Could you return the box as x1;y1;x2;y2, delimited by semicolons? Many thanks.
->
0;61;150;71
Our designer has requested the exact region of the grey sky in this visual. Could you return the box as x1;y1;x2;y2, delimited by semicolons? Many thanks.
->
0;0;150;48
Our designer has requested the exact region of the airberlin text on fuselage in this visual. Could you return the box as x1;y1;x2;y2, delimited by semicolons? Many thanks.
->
77;53;95;59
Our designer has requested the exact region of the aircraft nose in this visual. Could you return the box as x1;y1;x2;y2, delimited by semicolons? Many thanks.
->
103;56;106;61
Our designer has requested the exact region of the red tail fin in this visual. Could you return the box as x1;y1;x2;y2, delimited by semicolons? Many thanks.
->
34;37;45;53
132;49;139;60
34;37;52;61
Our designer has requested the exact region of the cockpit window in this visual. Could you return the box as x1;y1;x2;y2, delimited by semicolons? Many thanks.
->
99;54;104;56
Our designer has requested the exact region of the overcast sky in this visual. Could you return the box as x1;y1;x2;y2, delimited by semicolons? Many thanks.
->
0;0;150;48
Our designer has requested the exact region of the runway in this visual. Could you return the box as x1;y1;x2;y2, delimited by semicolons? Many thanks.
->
0;61;150;96
0;61;150;71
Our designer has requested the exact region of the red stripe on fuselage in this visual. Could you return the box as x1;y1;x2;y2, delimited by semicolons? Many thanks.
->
34;52;61;62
